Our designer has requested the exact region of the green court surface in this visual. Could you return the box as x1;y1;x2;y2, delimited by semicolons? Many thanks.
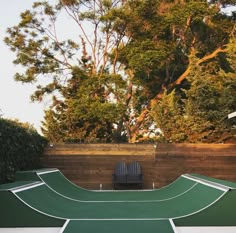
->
63;219;175;233
187;173;236;189
17;169;198;201
0;182;65;228
15;181;223;219
1;169;236;233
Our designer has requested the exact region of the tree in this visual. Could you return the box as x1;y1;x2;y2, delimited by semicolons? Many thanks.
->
4;0;236;143
41;68;127;142
115;0;236;142
5;0;131;142
151;56;236;142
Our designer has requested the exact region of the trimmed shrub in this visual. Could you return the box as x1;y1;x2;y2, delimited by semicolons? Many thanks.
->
0;118;48;184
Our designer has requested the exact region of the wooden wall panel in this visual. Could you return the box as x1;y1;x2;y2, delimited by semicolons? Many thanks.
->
41;143;236;190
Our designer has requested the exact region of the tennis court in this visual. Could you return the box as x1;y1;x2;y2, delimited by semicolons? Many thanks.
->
1;169;236;233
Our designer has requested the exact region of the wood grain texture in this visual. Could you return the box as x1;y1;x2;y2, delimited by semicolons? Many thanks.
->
41;143;236;189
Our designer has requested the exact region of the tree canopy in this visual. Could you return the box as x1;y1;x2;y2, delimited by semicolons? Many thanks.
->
4;0;236;143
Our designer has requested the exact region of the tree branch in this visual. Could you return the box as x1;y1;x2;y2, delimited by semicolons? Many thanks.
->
129;45;228;142
175;47;227;85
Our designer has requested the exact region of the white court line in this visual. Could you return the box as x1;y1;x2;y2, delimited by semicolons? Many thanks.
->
185;174;235;190
67;218;169;221
12;184;176;221
38;174;198;203
12;182;44;193
172;190;226;220
9;173;229;225
38;170;199;203
9;183;224;222
182;175;230;192
0;182;41;192
10;192;229;223
59;170;188;193
169;219;179;233
59;219;70;233
37;169;59;175
47;170;157;193
13;193;67;221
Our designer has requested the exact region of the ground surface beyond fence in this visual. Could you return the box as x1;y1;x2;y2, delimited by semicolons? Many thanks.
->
41;143;236;189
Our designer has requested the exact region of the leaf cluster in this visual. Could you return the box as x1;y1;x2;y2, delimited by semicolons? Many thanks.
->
0;118;47;184
151;62;236;143
41;69;127;142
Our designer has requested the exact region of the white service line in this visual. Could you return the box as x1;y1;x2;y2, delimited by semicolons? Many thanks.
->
38;176;198;203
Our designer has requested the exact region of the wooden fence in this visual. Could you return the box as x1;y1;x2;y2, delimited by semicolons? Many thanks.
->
41;143;236;189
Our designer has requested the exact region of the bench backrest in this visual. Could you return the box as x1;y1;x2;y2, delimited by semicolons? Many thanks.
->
114;161;128;176
127;161;142;176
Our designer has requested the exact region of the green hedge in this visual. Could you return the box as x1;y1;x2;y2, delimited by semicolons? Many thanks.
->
0;118;48;184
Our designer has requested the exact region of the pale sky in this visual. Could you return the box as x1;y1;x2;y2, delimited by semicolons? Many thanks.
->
0;0;89;135
0;1;45;133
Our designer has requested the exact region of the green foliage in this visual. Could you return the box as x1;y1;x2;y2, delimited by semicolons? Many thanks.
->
151;64;236;143
119;0;234;78
41;69;127;142
120;0;236;142
5;0;132;142
151;89;188;142
0;118;47;184
4;0;236;143
184;64;236;142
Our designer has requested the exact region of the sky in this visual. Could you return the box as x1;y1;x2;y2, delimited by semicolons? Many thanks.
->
0;1;46;133
0;0;90;135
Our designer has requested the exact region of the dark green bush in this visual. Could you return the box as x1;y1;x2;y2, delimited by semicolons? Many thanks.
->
0;118;48;184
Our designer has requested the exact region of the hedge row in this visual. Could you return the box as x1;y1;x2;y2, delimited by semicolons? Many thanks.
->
0;118;48;184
